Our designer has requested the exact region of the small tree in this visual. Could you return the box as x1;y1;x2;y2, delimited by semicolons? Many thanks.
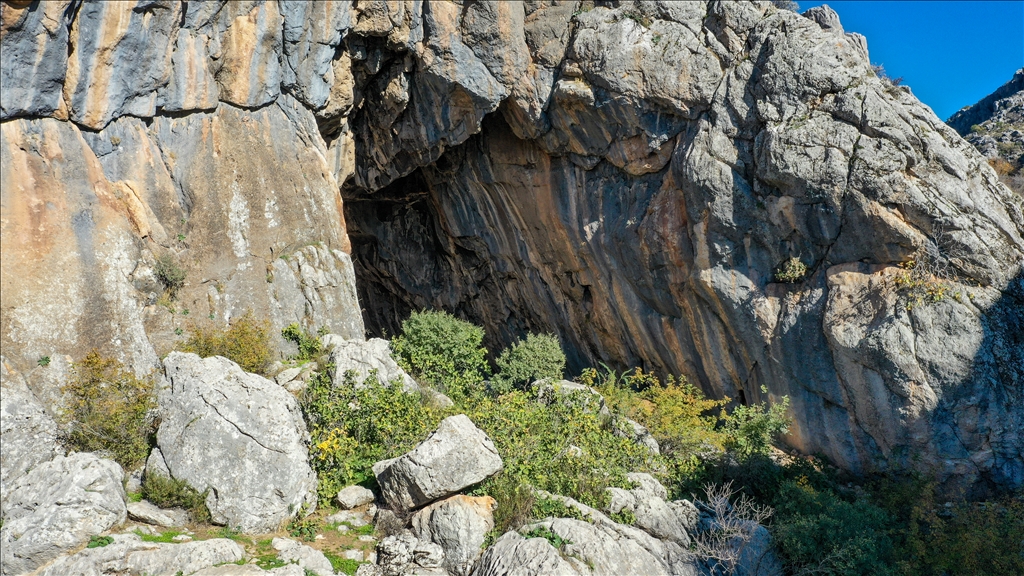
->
492;333;566;394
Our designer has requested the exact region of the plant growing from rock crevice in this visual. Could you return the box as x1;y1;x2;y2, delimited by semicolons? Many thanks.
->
774;257;807;283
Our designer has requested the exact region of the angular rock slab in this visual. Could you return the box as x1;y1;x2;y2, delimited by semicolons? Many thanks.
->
411;495;496;576
375;415;502;512
272;537;335;576
604;473;691;546
127;500;189;528
337;485;376;510
0;453;126;575
469;531;583;576
324;335;418;391
156;352;317;533
36;533;248;576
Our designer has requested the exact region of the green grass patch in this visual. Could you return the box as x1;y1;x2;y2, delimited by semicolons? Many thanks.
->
133;529;184;544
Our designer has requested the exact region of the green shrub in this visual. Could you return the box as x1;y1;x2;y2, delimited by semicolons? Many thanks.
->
87;535;113;548
772;478;898;576
301;369;447;502
465;388;653;535
774;257;807;283
154;253;187;297
721;392;790;459
133;529;184;543
287;516;321;542
59;352;156;470
522;525;571;549
141;473;211;524
282;323;324;362
179;311;272;375
492;333;566;394
391;310;490;399
323;551;362;575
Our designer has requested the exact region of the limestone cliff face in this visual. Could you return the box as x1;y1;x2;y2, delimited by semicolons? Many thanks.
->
0;1;363;396
2;1;1022;495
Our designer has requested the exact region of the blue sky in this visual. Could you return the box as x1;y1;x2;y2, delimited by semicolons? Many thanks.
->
799;1;1024;120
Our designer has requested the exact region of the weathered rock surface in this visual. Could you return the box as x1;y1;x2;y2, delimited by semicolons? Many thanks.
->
33;533;247;576
346;2;1024;495
369;533;449;576
374;415;503;513
0;453;126;575
272;537;335;576
127;500;189;528
337;485;376;510
155;352;317;532
410;495;496;576
605;473;691;547
0;358;61;501
2;0;1022;498
324;335;417;390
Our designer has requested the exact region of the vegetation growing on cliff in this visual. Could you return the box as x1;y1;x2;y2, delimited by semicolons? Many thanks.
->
58;352;156;470
178;311;272;375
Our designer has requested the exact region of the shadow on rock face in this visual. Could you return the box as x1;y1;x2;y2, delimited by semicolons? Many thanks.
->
958;270;1024;497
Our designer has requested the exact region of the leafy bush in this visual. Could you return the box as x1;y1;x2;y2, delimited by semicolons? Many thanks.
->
59;352;155;470
154;253;186;297
595;369;728;461
391;310;489;399
282;323;324;362
465;388;653;534
87;535;113;548
772;478;898;576
774;257;807;283
492;333;566;394
179;311;272;375
302;369;446;502
141;473;211;523
721;392;791;459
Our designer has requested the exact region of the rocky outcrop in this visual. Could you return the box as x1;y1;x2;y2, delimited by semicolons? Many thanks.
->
947;69;1023;194
0;452;126;575
410;495;497;576
344;2;1024;495
948;68;1024;141
605;473;692;547
2;0;1021;498
375;414;503;513
1;0;363;391
324;335;418;391
154;352;317;532
272;537;335;576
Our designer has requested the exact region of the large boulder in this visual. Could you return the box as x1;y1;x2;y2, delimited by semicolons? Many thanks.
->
323;335;418;391
410;495;497;576
374;415;502;513
155;352;317;532
0;452;126;575
0;358;60;501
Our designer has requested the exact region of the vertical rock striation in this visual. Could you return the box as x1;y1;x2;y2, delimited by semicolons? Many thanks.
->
1;0;1021;495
